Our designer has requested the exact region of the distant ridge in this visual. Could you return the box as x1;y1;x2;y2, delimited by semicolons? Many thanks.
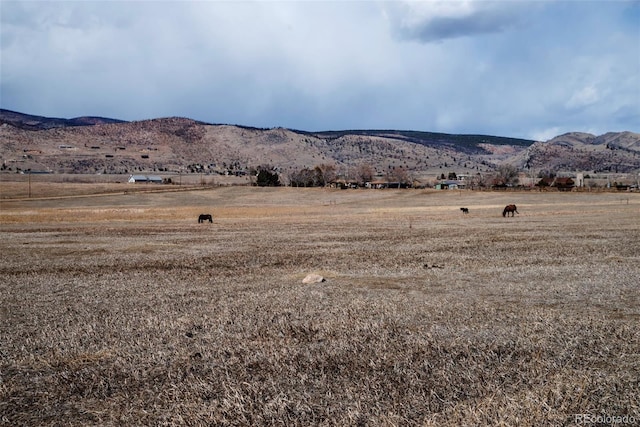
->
0;108;532;149
299;129;534;154
0;109;127;130
1;108;638;175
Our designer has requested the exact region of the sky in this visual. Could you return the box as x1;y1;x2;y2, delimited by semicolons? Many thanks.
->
1;0;639;141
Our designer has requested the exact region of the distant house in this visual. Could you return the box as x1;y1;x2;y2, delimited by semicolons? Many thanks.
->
128;175;163;184
365;180;410;189
554;177;575;191
368;180;388;189
436;180;464;190
330;179;360;189
537;177;575;191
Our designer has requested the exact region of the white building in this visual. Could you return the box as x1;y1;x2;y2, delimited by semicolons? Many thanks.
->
128;175;163;184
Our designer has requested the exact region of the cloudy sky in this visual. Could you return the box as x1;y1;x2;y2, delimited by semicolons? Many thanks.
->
1;0;638;140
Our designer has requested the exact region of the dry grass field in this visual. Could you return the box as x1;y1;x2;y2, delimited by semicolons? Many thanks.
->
1;182;639;426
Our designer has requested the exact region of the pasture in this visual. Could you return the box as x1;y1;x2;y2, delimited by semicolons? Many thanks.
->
1;184;639;426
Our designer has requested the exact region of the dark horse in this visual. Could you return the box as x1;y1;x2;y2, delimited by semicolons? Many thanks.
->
460;207;469;214
502;204;518;217
198;214;213;223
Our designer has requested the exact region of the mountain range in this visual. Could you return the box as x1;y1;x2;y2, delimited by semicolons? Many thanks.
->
1;109;638;180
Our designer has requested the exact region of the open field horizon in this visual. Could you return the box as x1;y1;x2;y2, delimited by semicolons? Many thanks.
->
1;186;639;425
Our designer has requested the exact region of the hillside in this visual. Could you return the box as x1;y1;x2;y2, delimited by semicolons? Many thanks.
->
516;132;640;174
1;109;639;179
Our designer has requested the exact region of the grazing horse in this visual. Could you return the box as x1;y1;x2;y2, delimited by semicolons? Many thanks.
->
502;204;518;217
198;214;213;223
460;207;469;214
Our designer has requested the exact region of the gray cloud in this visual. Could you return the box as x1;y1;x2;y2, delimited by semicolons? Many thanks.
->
385;1;534;42
0;0;638;139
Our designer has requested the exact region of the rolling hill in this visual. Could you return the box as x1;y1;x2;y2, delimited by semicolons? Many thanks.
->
1;109;638;180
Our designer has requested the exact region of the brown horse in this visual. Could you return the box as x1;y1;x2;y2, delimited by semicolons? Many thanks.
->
198;214;213;223
502;204;518;217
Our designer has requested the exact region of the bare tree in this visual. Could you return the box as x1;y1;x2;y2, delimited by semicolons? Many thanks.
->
495;164;519;186
289;168;315;187
314;164;337;186
387;166;411;187
356;163;374;185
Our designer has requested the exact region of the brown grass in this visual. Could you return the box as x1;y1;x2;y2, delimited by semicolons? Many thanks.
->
1;184;639;426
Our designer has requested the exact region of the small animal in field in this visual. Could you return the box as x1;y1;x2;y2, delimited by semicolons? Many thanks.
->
460;207;469;214
502;204;518;217
198;214;213;223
